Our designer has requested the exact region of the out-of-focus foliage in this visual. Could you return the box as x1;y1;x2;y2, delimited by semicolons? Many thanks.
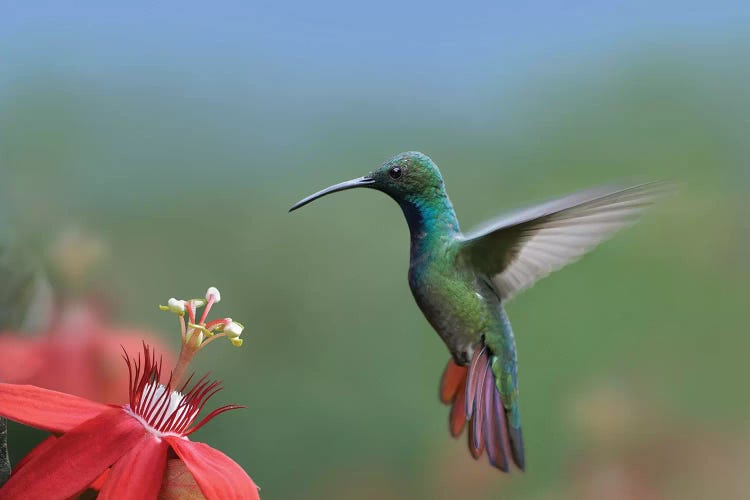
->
0;3;748;498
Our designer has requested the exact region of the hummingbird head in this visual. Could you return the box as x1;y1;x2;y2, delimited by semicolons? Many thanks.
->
289;151;446;212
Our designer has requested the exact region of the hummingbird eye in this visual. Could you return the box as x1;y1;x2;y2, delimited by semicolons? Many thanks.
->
389;166;403;179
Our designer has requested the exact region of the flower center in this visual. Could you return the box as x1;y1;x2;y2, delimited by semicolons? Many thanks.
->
126;382;199;437
124;345;243;437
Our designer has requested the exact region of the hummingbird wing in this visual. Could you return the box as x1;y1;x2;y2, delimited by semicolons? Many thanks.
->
458;182;671;301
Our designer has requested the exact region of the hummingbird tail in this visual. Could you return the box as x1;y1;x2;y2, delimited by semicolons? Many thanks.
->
439;350;525;472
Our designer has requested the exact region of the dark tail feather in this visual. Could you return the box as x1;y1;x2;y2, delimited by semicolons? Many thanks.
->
467;419;484;459
483;364;511;471
470;355;489;452
507;420;525;471
464;347;487;418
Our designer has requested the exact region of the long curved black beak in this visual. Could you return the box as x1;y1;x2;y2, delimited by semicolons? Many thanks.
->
289;176;375;212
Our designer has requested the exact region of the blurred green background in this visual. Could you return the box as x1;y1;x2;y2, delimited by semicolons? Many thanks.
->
1;2;749;498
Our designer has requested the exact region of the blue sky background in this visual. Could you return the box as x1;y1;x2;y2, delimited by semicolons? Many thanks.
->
3;1;749;202
4;1;750;100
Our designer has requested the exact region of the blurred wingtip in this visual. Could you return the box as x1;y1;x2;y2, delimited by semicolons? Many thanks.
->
634;179;681;198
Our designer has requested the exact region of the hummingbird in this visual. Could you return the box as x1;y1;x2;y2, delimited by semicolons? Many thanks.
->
290;151;668;472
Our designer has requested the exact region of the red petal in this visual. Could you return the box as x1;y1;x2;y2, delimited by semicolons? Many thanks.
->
0;383;109;433
90;469;110;491
16;438;112;492
99;434;168;500
0;408;145;499
166;437;259;500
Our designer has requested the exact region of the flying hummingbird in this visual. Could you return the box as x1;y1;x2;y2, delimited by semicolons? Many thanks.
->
290;151;668;472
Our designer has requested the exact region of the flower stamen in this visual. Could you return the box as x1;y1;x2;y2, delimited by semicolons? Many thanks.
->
159;286;246;386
